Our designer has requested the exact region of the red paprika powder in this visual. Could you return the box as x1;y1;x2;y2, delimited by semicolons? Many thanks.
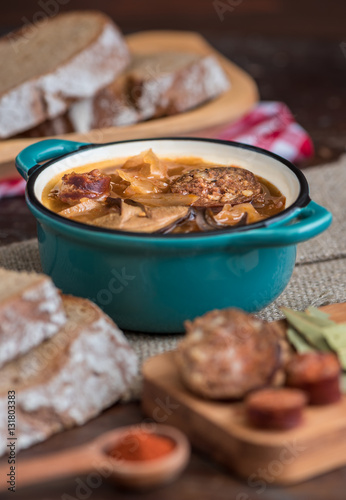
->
109;430;176;462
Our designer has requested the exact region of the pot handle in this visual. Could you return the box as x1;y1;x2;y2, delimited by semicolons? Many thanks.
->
233;201;332;248
16;139;89;180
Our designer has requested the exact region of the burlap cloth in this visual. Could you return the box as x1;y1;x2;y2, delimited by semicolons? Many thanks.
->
0;155;345;399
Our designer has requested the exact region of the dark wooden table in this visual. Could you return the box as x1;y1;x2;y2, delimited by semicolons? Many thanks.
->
3;402;346;500
1;10;346;499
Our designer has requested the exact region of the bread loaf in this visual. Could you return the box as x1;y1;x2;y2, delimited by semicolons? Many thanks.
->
0;11;130;138
125;52;230;120
17;50;230;135
0;295;138;455
61;51;230;133
70;74;141;132
69;52;230;132
17;115;74;138
0;268;66;369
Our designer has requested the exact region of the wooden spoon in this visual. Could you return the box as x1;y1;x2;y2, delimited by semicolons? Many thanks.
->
0;424;190;491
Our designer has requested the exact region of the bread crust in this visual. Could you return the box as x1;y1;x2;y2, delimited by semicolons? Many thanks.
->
0;295;138;455
17;51;230;136
0;12;130;138
0;271;66;368
127;53;230;120
70;52;230;132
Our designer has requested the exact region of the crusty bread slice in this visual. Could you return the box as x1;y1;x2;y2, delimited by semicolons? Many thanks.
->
69;74;141;132
0;295;138;455
127;52;230;117
17;51;230;135
17;115;74;138
0;268;66;369
68;51;231;132
0;11;130;138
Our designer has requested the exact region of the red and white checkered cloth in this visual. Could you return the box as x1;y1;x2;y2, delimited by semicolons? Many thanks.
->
0;101;313;200
215;101;313;163
0;178;27;200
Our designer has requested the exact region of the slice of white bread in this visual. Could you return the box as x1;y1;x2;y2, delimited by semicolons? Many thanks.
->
60;51;231;133
0;295;138;455
0;11;130;138
0;268;66;369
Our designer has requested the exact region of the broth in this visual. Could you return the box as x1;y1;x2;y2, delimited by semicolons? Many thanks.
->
42;150;286;234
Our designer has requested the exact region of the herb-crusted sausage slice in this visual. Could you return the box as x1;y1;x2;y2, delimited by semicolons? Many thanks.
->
170;166;264;207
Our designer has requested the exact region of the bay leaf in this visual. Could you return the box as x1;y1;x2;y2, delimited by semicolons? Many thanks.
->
306;306;334;325
281;307;330;351
322;324;346;349
286;327;315;353
341;373;346;394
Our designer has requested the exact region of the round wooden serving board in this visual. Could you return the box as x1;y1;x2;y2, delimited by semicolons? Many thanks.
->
0;30;258;180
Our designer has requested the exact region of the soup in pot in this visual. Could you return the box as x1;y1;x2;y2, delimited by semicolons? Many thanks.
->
42;149;286;234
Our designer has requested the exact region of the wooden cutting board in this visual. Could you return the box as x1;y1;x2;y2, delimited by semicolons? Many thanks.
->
142;303;346;485
0;30;258;181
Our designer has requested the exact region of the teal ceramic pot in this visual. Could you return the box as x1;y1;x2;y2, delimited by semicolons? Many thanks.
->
16;138;332;333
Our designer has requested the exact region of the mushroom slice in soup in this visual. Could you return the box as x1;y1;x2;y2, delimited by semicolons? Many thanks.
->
131;193;198;207
92;204;190;233
145;206;191;233
194;208;217;232
206;203;265;227
120;199;147;221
